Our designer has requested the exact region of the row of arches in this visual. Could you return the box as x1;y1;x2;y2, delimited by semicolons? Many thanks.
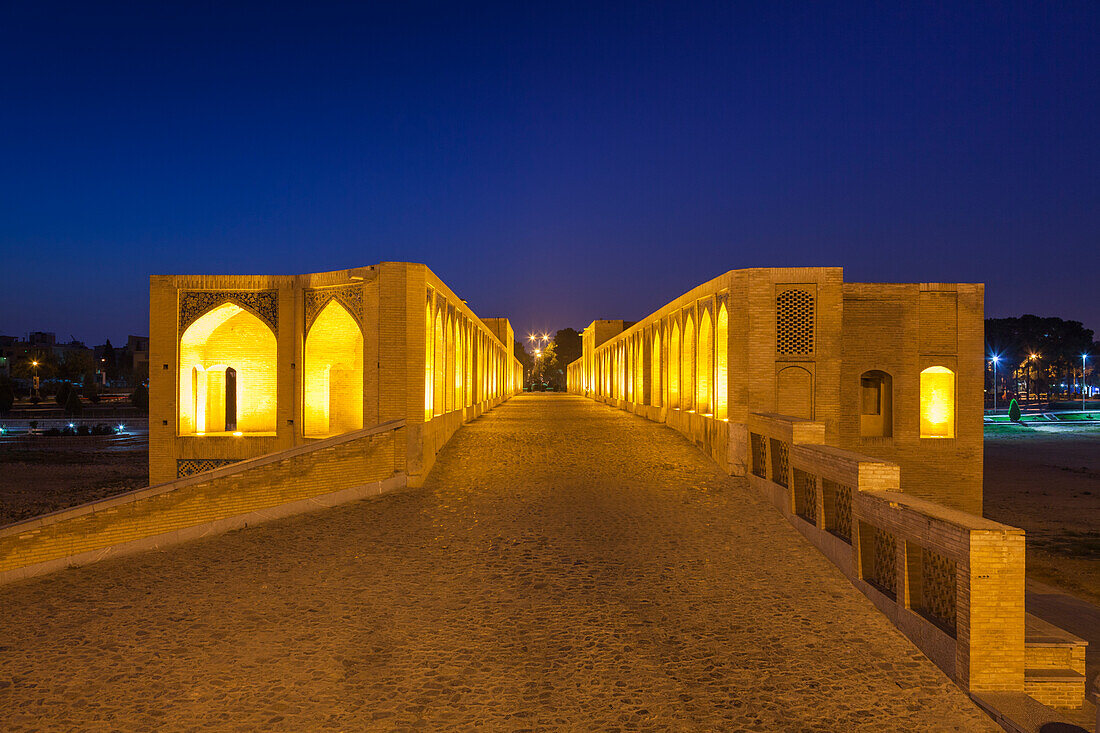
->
179;300;363;437
591;303;730;419
424;292;512;420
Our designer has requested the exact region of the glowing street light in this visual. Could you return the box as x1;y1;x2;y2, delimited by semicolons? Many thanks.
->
1083;354;1090;412
989;354;1000;413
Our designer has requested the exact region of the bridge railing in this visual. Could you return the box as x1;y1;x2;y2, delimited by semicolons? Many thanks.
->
0;419;408;585
747;412;1025;694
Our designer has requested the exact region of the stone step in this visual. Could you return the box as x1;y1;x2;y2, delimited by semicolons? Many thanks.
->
1024;612;1087;673
1024;668;1087;710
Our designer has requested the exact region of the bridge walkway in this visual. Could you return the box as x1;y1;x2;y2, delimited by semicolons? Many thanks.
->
0;394;995;730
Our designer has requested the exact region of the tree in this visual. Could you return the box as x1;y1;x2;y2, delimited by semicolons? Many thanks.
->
541;342;563;389
986;316;1094;400
83;374;100;403
54;381;72;407
513;340;534;384
131;384;149;414
0;379;14;415
1009;399;1021;423
63;388;83;416
58;349;94;383
552;328;582;371
102;339;117;379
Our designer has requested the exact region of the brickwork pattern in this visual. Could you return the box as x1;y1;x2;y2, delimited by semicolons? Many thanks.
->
0;396;996;731
0;425;403;578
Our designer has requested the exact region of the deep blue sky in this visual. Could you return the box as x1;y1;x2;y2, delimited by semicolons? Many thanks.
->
1;1;1097;345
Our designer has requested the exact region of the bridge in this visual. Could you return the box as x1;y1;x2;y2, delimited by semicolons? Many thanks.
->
0;263;1091;728
0;395;1000;730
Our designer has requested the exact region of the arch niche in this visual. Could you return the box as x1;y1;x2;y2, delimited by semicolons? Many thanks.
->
697;309;713;415
776;365;813;420
179;303;277;435
303;300;364;437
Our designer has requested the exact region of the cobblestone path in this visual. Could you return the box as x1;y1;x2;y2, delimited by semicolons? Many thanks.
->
0;395;996;731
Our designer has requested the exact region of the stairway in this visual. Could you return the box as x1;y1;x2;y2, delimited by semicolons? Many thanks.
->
1024;612;1088;709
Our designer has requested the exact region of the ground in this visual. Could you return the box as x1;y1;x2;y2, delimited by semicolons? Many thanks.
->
0;396;996;731
983;423;1100;607
0;434;147;525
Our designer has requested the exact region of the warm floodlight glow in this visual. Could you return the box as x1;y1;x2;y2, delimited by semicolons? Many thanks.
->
1029;353;1039;360
304;300;364;437
920;366;955;438
179;303;277;435
233;431;243;437
32;361;38;366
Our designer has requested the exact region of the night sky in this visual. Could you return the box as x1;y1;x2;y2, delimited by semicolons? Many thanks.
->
1;2;1097;345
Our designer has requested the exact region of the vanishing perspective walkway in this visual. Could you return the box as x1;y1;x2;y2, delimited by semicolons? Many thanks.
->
0;395;996;731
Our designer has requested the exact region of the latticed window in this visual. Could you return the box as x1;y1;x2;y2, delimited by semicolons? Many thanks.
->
862;525;897;599
793;469;818;524
823;479;853;543
750;433;767;478
769;438;790;488
917;547;957;635
776;289;814;355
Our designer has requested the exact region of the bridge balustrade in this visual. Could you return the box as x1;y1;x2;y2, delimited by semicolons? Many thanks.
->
746;412;1025;695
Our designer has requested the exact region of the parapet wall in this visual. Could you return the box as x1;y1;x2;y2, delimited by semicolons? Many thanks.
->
744;411;1026;695
0;420;408;585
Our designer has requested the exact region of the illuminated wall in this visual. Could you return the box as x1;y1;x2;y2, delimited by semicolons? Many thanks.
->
425;300;434;419
920;366;955;438
716;305;728;420
178;303;277;435
651;329;662;406
669;323;680;408
303;301;363;437
697;309;713;415
565;269;982;513
683;315;695;411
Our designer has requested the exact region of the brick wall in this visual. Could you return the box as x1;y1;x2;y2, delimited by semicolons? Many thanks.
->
0;421;406;586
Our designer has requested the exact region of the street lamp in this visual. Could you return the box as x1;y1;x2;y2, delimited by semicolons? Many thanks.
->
989;355;1000;413
1083;354;1089;412
31;360;40;398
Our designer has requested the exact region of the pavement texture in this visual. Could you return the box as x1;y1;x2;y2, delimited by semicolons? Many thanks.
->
0;394;996;731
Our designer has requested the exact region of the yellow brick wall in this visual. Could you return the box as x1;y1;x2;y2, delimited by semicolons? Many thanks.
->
1;425;404;579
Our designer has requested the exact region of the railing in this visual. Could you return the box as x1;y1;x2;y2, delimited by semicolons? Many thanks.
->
746;412;1025;694
0;419;408;585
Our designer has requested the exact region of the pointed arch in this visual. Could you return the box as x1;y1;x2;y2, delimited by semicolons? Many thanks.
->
425;298;434;418
304;299;363;437
651;327;662;407
716;304;729;420
179;302;276;435
433;306;445;416
669;322;681;408
698;309;713;414
683;314;695;411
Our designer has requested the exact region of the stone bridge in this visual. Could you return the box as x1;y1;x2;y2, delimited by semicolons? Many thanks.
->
0;263;1091;727
0;395;998;730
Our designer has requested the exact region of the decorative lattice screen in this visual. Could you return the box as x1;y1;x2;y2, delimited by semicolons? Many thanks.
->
750;433;767;478
776;289;814;355
920;548;957;634
177;458;241;478
867;527;897;598
824;480;853;543
793;469;818;524
769;438;790;488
